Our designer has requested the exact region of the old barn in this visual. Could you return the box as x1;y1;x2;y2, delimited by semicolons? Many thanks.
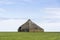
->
18;19;44;32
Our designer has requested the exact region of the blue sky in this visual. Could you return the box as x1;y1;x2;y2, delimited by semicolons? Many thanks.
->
0;0;60;32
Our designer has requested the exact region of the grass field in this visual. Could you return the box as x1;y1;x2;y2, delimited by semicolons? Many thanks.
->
0;32;60;40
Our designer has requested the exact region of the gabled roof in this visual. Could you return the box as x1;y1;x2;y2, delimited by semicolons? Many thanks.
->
19;19;44;30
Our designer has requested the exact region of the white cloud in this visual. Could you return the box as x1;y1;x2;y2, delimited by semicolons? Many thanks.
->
44;23;60;32
0;8;7;17
0;19;27;32
41;8;60;15
40;8;60;20
39;8;60;24
0;0;15;5
0;8;6;12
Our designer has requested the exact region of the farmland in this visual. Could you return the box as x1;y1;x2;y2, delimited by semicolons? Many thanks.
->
0;32;60;40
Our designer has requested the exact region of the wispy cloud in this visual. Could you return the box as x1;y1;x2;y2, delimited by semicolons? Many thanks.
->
0;8;6;12
40;8;60;18
39;8;60;23
0;0;15;5
42;8;60;15
0;19;27;32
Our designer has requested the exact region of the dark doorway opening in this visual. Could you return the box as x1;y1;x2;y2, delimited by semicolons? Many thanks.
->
18;27;21;32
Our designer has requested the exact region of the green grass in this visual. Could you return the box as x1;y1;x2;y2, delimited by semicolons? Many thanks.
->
0;32;60;40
